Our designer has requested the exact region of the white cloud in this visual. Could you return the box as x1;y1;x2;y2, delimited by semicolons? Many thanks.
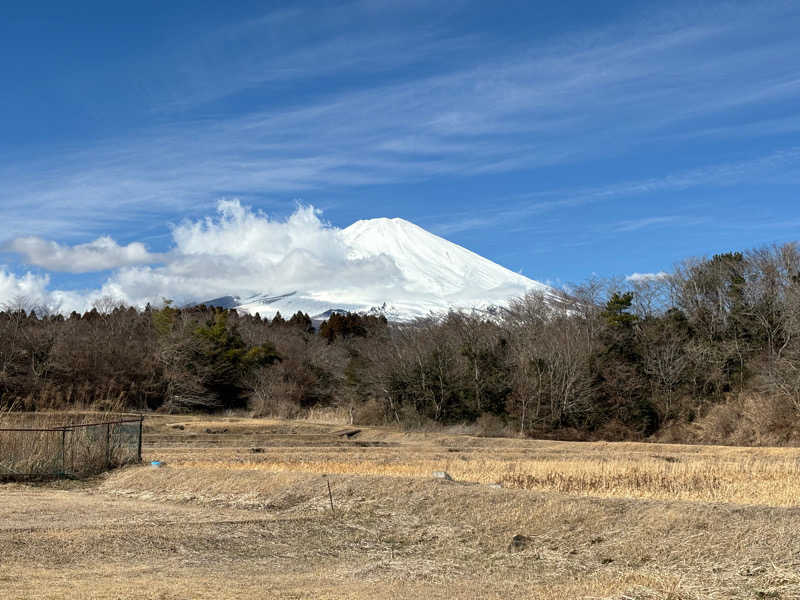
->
430;147;799;235
626;271;669;283
614;217;680;233
0;201;413;312
0;269;92;315
0;270;51;306
6;236;160;273
14;200;403;310
172;200;342;262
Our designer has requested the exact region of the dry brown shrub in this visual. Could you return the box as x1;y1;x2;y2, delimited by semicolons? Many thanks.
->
593;418;641;441
249;368;303;419
351;398;385;425
694;393;800;446
300;405;352;424
474;412;507;437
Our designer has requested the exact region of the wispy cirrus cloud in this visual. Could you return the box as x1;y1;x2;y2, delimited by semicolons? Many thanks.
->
429;147;800;235
612;216;708;233
4;2;800;242
613;217;684;233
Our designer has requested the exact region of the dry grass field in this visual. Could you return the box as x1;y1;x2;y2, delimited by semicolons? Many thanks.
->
3;416;800;599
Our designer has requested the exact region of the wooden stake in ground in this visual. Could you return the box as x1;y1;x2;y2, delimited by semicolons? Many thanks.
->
327;478;335;516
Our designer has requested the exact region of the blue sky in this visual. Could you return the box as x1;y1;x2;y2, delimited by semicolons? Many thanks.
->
1;1;800;310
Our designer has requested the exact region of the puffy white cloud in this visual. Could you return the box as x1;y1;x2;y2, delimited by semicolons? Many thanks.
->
0;200;408;312
626;271;669;283
172;201;339;261
97;200;404;308
6;236;159;273
0;269;93;314
0;269;51;306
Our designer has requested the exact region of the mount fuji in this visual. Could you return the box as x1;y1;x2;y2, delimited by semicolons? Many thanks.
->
202;217;554;322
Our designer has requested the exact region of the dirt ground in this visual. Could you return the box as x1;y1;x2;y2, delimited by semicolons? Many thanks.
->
2;416;800;599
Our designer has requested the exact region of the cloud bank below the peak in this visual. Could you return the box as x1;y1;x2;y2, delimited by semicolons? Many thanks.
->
2;200;406;313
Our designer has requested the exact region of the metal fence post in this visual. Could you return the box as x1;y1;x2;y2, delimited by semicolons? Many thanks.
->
60;427;66;478
106;423;111;468
70;427;75;474
137;415;143;463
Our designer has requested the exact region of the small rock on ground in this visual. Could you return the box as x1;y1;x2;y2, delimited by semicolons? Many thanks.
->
508;534;530;552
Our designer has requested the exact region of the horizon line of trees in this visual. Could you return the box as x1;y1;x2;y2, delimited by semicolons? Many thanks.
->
3;242;800;444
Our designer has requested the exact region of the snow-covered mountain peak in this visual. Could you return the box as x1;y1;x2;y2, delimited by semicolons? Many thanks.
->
344;216;424;235
203;217;554;322
341;217;549;298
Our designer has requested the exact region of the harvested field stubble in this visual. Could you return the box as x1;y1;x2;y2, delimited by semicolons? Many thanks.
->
142;430;800;506
3;415;800;599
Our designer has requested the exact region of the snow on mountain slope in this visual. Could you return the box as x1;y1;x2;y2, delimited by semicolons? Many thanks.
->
342;218;550;299
203;217;554;321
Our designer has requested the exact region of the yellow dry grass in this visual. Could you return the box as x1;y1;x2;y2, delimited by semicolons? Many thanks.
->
142;415;800;507
4;415;800;599
160;452;800;505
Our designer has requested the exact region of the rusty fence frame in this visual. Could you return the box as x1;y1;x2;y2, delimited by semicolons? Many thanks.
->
0;414;144;480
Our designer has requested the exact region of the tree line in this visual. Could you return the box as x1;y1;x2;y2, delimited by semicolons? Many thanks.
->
3;242;800;444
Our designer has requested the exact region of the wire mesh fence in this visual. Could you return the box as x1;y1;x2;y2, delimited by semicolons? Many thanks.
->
0;413;143;480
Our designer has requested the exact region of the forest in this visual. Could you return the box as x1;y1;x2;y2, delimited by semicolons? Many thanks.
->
3;242;800;445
